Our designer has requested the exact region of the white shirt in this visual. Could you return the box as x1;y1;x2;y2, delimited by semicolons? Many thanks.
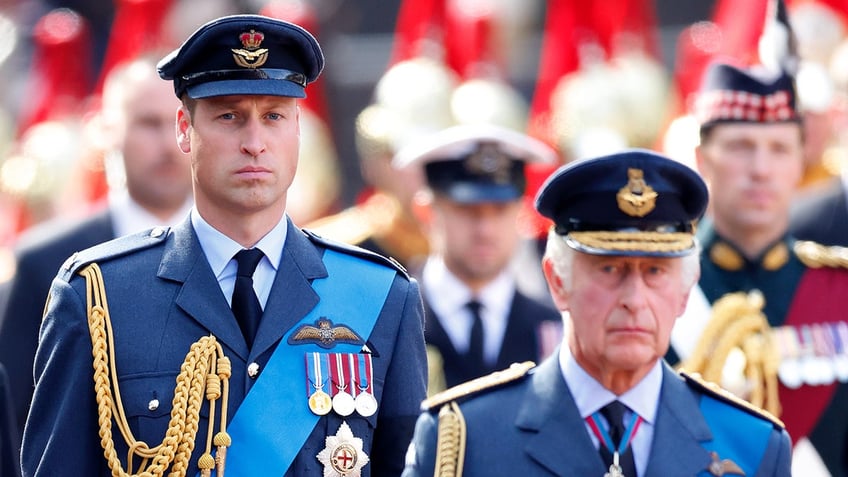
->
560;346;662;477
191;208;287;308
421;256;514;365
108;190;193;237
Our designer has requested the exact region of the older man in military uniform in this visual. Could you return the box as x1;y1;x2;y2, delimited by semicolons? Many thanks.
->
393;124;562;394
669;59;848;476
403;149;792;477
21;15;426;477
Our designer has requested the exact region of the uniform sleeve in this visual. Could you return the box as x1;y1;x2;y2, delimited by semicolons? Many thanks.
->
400;411;438;477
21;278;105;477
755;427;792;477
370;276;427;476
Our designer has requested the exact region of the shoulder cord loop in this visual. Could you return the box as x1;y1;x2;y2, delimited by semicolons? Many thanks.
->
680;290;781;417
433;401;466;477
81;263;233;477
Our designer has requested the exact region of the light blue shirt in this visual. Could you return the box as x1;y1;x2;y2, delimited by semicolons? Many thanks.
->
560;346;662;477
190;208;287;309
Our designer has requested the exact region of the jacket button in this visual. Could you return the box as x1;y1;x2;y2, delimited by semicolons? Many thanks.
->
248;362;260;378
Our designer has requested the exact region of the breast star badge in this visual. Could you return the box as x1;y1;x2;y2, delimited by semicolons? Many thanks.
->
707;451;745;476
316;421;369;477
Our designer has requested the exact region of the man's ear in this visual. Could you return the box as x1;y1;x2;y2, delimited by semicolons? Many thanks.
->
542;257;569;312
176;107;191;154
410;190;434;228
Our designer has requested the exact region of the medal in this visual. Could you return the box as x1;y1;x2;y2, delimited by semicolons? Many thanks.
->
306;353;333;415
604;452;625;477
587;407;641;477
832;322;848;383
353;353;378;417
316;421;370;477
811;323;836;386
776;327;803;389
331;353;355;416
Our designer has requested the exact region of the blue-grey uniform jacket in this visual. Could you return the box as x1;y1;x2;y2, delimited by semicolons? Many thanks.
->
21;217;427;477
403;355;792;477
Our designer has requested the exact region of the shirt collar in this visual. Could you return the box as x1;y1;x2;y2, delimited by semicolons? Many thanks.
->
561;346;662;424
109;190;193;237
191;208;287;279
422;256;515;317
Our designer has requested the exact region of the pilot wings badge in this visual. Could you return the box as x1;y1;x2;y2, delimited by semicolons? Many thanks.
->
289;317;364;348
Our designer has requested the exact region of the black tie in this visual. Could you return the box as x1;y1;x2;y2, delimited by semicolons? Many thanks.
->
232;248;264;348
599;401;638;477
466;300;485;371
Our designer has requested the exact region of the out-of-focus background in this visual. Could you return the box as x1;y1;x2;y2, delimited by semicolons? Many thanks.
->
3;0;848;272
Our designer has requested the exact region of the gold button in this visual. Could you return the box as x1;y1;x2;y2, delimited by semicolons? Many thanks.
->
148;399;160;411
247;362;260;378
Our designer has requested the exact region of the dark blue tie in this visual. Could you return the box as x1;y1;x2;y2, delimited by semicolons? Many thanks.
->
466;300;485;371
600;401;638;477
232;248;264;348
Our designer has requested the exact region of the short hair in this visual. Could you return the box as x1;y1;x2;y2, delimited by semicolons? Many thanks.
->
544;229;701;293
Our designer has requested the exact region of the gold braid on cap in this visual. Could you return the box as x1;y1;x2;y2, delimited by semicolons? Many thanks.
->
680;290;781;417
568;231;694;253
81;263;232;477
433;401;466;477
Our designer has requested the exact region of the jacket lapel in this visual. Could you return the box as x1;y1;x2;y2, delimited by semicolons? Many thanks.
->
644;364;713;475
518;356;605;476
250;222;325;359
160;219;250;360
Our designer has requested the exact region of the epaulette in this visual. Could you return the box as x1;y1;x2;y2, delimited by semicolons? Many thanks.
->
305;206;375;248
794;240;848;269
680;370;784;429
421;361;535;411
302;228;409;278
59;226;170;279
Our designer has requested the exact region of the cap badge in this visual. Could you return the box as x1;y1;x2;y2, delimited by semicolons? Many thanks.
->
316;421;370;477
232;29;268;69
617;168;657;217
466;143;511;183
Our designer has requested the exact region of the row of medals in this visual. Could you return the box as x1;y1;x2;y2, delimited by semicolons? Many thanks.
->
307;352;378;418
775;322;848;388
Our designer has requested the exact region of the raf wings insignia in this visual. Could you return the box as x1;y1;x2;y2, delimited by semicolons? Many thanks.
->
707;451;745;476
288;318;364;348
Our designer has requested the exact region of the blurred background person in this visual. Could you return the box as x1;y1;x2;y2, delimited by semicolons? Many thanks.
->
395;124;562;395
0;53;191;447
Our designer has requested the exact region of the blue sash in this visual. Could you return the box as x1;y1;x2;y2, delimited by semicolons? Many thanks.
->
211;249;396;476
697;395;772;477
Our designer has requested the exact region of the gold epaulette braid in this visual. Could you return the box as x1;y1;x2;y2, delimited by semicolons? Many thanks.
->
680;290;781;417
433;401;466;477
81;263;232;477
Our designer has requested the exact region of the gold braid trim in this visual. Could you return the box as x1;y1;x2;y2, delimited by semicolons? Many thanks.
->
80;263;232;477
794;240;848;269
568;231;693;253
680;290;781;418
433;402;466;477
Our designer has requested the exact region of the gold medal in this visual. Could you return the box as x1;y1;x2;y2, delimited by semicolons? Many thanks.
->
316;421;370;477
309;390;333;415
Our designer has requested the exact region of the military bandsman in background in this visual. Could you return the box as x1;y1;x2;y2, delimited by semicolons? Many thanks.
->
671;57;848;476
21;14;426;477
402;149;792;477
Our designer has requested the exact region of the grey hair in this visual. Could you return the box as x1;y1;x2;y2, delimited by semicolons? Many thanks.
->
543;230;701;292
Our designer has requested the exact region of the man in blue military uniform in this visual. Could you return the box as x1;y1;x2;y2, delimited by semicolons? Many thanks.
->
402;150;792;477
393;124;562;394
21;14;426;477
